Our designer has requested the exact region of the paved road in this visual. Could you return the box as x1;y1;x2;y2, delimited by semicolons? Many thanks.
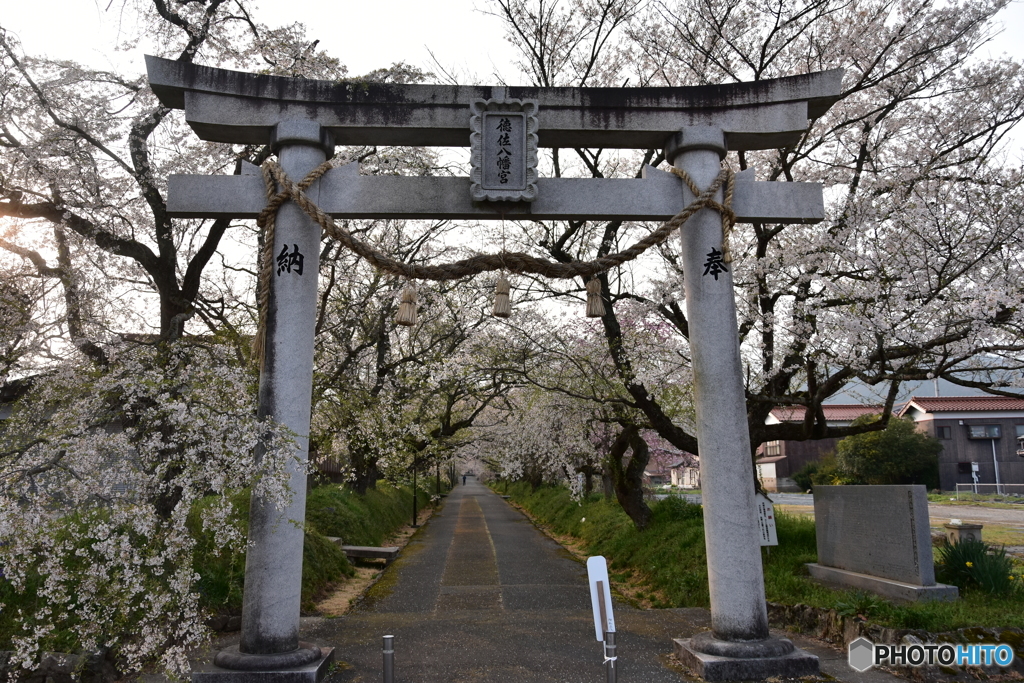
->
308;477;694;682
290;479;903;683
924;504;1024;529
658;492;814;507
661;492;1024;529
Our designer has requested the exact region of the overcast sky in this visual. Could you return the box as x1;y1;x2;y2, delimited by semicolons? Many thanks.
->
3;0;1022;83
2;1;1020;388
1;0;520;80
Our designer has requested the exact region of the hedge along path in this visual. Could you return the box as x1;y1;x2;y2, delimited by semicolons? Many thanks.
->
252;158;737;367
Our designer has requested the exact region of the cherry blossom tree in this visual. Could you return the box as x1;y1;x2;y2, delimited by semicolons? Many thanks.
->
635;0;1024;442
0;7;516;671
0;2;346;674
470;388;606;491
0;262;45;381
0;342;294;675
476;305;697;526
0;1;345;349
311;260;515;494
2;0;1022;668
488;0;1024;469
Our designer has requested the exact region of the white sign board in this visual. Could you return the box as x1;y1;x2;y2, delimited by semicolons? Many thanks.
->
586;556;615;641
756;493;778;546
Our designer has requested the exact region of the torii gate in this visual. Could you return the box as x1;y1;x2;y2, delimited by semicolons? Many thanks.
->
147;56;842;682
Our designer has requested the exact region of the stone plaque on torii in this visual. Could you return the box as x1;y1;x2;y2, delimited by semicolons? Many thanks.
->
147;55;842;682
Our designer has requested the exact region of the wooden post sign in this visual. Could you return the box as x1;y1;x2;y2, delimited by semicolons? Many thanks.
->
587;556;616;641
756;493;778;547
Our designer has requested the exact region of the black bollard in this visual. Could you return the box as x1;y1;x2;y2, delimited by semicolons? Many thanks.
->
604;631;617;683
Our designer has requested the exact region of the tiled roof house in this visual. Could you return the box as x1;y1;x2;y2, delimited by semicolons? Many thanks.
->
900;396;1024;491
756;404;882;490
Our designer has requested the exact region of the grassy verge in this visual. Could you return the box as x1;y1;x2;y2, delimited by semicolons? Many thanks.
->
928;491;1024;508
305;483;430;546
978;524;1024;548
194;482;431;614
500;482;1024;632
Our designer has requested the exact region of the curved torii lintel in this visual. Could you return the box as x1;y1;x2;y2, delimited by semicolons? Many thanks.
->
145;55;843;151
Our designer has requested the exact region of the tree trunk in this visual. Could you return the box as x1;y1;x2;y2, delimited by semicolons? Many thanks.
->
606;425;652;530
602;469;614;500
350;450;379;495
525;464;544;491
577;464;596;497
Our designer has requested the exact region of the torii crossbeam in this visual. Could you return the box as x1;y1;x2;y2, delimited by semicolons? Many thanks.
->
148;55;843;683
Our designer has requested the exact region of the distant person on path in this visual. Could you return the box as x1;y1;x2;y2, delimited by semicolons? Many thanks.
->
462;474;467;485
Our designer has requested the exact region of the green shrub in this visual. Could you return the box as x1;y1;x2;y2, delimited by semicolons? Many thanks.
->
0;498;351;656
306;482;429;545
189;482;428;615
652;495;703;522
2;482;426;653
189;489;356;613
809;455;862;487
937;539;1018;596
835;416;941;488
792;463;817;492
301;529;355;609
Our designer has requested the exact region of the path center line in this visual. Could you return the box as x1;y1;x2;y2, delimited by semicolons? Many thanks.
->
436;495;503;611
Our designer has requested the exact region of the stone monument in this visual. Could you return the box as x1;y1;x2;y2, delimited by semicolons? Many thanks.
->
146;55;844;682
807;485;958;602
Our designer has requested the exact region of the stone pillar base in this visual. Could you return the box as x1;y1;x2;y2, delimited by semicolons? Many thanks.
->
674;634;818;681
192;646;334;683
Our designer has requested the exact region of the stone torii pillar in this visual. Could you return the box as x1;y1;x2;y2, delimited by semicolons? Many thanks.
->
667;127;817;679
200;122;336;680
147;55;843;683
244;122;329;657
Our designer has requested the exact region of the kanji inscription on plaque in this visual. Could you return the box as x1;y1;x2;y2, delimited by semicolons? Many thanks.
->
470;98;538;202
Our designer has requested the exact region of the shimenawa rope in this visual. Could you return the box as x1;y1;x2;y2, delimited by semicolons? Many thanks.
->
252;159;736;366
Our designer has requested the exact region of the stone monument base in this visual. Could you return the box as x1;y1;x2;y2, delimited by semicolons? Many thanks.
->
806;563;958;602
192;646;334;683
674;632;819;681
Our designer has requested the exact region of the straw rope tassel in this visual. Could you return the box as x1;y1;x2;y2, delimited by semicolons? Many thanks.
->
396;283;419;327
586;278;605;318
492;275;511;318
